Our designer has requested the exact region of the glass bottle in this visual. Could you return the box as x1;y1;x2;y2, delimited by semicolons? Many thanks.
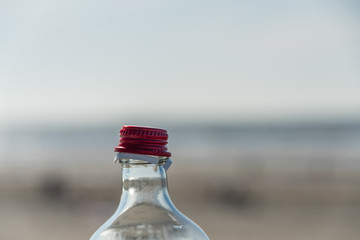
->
89;125;209;240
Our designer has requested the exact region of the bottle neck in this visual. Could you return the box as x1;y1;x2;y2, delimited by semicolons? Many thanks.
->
118;158;173;210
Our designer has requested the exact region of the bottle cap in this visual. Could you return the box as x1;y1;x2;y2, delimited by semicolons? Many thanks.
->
114;125;171;157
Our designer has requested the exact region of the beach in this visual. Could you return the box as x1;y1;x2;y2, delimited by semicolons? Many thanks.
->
1;161;360;240
1;123;360;239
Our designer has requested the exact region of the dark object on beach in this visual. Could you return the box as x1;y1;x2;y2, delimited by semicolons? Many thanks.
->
40;175;67;201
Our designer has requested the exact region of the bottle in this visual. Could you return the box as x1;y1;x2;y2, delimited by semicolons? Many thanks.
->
89;125;209;240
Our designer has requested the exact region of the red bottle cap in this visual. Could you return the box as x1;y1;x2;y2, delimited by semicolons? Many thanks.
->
114;125;171;157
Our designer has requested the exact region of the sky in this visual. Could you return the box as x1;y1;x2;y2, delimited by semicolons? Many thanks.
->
1;0;360;127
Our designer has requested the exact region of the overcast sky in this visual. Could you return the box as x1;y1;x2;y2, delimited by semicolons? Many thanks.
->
1;0;359;127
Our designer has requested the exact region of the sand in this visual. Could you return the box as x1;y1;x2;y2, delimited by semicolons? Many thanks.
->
1;164;360;240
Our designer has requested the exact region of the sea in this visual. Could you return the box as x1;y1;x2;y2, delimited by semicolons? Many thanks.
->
1;122;360;172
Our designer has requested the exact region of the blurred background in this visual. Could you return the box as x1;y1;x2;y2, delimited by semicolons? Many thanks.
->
1;0;360;239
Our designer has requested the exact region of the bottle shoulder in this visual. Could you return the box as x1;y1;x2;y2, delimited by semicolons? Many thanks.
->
90;204;209;240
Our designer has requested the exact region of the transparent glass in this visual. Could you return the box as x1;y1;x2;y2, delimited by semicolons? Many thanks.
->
89;157;209;240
